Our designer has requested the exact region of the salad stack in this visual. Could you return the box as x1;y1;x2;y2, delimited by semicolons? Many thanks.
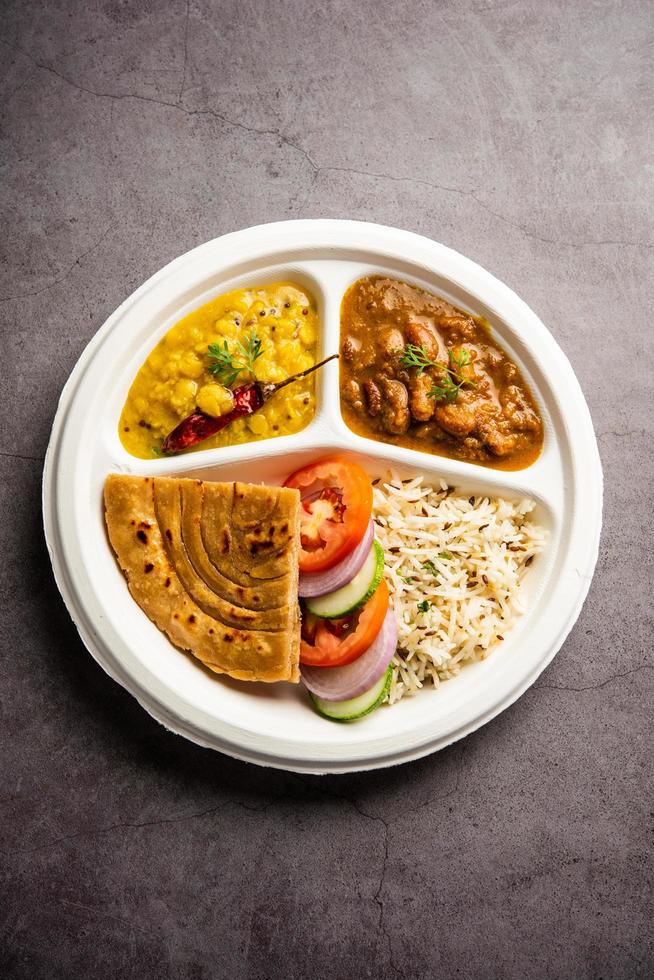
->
284;457;396;721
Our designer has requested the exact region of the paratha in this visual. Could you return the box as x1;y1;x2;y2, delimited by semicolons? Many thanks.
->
104;474;301;683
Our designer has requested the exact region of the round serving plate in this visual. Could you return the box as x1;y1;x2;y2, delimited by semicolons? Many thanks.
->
42;220;602;774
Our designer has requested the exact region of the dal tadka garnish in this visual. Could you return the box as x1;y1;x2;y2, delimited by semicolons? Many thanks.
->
104;475;301;683
339;276;543;470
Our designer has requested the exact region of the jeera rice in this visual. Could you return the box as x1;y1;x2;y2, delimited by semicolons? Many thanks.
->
372;473;547;705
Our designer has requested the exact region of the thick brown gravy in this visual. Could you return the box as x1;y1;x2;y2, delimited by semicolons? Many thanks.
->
339;276;543;470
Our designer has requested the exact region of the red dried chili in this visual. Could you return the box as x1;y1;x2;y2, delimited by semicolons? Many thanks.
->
161;354;337;455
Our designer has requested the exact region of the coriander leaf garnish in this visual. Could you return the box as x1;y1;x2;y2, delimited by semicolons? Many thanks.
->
449;347;472;370
417;599;431;613
207;332;265;387
207;339;241;387
236;331;265;372
429;347;477;404
399;343;477;404
429;372;462;404
422;555;452;575
399;344;439;376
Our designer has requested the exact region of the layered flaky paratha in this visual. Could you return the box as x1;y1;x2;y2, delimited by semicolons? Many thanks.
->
104;474;301;683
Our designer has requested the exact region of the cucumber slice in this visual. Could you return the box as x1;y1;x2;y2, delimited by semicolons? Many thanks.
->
310;666;392;722
305;539;384;619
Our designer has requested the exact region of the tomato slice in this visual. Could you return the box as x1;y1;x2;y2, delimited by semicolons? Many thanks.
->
284;456;373;572
300;580;389;667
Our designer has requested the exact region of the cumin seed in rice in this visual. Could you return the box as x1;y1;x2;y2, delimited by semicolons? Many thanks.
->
372;472;547;706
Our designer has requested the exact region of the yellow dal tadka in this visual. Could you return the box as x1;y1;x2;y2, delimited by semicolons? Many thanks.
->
119;283;318;458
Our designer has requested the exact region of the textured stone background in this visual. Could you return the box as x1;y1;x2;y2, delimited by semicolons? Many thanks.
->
1;1;652;977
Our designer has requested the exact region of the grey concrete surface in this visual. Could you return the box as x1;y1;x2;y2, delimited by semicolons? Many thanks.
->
1;0;652;977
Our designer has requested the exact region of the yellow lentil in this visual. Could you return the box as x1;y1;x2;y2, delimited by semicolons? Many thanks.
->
196;383;235;417
247;413;269;436
119;282;318;458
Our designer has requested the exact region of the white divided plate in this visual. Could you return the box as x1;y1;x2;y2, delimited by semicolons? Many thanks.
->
42;220;603;773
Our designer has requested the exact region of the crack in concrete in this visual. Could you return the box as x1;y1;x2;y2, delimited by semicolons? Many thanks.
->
0;450;44;462
0;39;319;172
376;819;402;976
293;167;319;217
534;664;653;693
334;800;401;975
398;738;469;819
178;0;191;103
3;38;652;253
326;794;402;976
16;729;471;972
1;66;36;105
461;195;654;249
323;163;466;200
597;428;651;441
20;801;230;853
18;795;289;854
0;223;114;302
291;743;469;976
60;898;155;934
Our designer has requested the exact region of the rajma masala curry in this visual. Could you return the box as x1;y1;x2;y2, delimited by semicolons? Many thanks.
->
339;276;543;470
